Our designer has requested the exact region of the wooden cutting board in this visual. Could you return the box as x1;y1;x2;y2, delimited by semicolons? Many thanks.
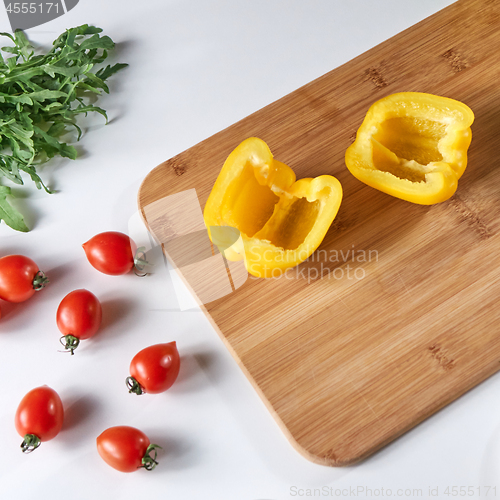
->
138;0;500;466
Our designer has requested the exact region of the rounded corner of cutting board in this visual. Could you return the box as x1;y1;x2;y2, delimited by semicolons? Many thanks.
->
286;434;370;468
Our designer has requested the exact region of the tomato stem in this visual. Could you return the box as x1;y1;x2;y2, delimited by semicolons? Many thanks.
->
20;434;41;453
126;376;144;395
32;271;49;291
141;443;162;471
60;335;80;355
133;247;151;277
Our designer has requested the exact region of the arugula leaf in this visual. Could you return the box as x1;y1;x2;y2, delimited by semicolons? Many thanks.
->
0;25;127;232
95;63;129;87
0;186;28;232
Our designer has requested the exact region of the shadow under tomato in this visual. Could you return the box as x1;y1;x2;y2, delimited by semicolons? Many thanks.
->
0;289;47;326
144;432;198;473
62;393;101;433
166;350;219;396
89;297;138;347
44;261;75;286
0;300;17;323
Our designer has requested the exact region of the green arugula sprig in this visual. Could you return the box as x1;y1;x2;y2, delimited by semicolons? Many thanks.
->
0;25;127;232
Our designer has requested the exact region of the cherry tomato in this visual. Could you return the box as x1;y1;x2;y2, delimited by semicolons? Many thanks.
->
0;255;49;302
96;426;161;472
126;342;180;395
56;289;102;354
15;386;64;453
83;231;137;275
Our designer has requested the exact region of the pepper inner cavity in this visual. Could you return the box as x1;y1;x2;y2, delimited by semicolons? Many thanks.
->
223;160;320;250
372;117;446;182
255;196;321;251
224;160;280;238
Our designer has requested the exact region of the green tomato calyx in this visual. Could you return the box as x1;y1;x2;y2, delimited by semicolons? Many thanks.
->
21;434;41;453
133;247;152;277
33;271;49;291
60;335;80;355
126;376;144;395
141;444;162;471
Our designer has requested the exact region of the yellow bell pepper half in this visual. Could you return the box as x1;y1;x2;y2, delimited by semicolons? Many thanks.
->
345;92;474;205
204;137;343;278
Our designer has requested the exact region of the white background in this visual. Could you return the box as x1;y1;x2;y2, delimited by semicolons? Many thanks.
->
1;1;499;499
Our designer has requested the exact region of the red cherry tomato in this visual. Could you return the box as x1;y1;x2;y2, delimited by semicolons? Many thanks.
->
56;289;102;354
83;231;137;275
15;386;64;453
96;426;161;472
0;255;49;302
126;342;180;395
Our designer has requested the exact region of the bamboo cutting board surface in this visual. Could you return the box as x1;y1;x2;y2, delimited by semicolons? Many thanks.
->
138;0;500;466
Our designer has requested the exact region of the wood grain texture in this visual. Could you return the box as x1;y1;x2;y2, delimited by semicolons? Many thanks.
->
138;0;500;465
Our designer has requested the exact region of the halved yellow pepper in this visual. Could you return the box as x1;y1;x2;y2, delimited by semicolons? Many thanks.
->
204;137;342;278
345;92;474;204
